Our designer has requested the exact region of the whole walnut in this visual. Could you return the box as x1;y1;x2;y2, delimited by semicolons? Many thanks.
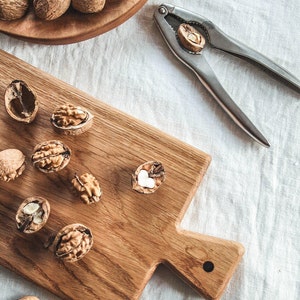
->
0;0;29;21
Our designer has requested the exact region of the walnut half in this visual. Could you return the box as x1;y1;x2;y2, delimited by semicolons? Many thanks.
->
31;140;71;173
50;102;94;136
51;223;93;263
131;161;166;194
4;80;38;123
16;196;50;234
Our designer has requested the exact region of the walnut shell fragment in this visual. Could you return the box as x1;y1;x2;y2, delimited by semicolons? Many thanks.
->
50;102;94;136
0;148;25;182
51;223;93;262
177;23;206;53
19;296;40;300
4;80;38;123
32;140;71;173
0;0;29;21
131;161;165;194
71;172;102;204
16;196;50;234
72;0;106;13
33;0;71;20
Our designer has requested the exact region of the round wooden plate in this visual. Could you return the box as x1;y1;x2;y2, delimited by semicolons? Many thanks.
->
0;0;147;45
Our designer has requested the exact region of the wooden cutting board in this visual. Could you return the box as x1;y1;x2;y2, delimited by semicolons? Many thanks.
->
0;0;147;44
0;49;244;300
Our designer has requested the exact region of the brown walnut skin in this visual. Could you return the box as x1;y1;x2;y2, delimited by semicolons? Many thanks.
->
72;0;106;13
33;0;71;20
131;161;166;194
0;148;26;182
0;0;29;21
5;80;38;124
16;196;50;234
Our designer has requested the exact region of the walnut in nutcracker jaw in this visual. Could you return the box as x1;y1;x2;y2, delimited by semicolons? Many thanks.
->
50;102;94;135
16;196;50;234
131;161;166;194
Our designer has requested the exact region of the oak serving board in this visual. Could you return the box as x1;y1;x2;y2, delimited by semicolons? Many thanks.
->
0;0;147;45
0;49;244;300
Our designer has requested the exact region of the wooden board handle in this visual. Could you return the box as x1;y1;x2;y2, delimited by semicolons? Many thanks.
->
163;229;244;300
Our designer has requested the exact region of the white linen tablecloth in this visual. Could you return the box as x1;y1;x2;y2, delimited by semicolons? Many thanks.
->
0;0;299;299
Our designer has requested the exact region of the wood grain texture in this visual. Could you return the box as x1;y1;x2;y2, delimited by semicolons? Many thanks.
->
0;49;244;300
0;0;147;45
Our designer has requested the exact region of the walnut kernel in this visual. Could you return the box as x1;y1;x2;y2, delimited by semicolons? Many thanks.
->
177;23;206;53
18;296;40;300
50;102;94;135
4;80;38;123
16;196;50;234
72;172;102;204
0;148;25;182
31;140;71;173
131;161;165;194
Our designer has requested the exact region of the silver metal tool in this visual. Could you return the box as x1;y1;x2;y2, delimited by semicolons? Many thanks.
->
154;3;300;147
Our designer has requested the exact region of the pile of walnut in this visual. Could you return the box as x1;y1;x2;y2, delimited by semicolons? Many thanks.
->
0;0;106;21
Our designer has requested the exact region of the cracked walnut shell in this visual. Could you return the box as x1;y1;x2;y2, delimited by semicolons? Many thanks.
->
50;102;94;135
177;23;206;53
52;223;93;262
131;161;165;194
32;140;71;173
16;196;50;234
72;172;102;204
0;148;25;182
4;80;38;123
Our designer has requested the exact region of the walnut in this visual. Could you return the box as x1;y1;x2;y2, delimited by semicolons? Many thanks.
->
131;161;166;194
0;0;29;21
50;102;94;136
16;196;50;234
33;0;71;21
19;296;40;300
72;0;106;13
177;23;206;53
4;80;38;123
51;223;93;262
71;172;102;204
31;140;71;173
0;148;26;182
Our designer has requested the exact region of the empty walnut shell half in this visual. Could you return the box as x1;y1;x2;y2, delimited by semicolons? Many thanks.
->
32;140;71;173
4;80;38;123
71;172;102;204
16;196;50;234
0;148;26;182
131;161;166;194
52;223;93;262
177;23;206;53
50;102;94;135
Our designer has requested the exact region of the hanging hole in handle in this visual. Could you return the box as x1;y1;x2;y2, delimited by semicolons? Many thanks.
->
203;261;214;272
